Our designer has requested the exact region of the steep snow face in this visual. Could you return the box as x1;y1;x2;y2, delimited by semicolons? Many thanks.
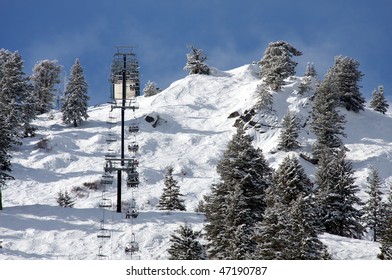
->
1;64;390;259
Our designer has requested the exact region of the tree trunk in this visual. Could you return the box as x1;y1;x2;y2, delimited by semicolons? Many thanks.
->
73;119;78;127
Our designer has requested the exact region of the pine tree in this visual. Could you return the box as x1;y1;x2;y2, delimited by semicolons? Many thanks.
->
310;80;346;160
204;126;272;259
157;166;186;211
362;167;385;241
31;60;62;114
273;156;312;205
56;190;75;208
315;146;364;238
0;100;15;211
379;187;392;259
282;196;330;259
254;83;273;110
143;80;160;97
278;111;300;151
258;41;302;91
298;62;318;94
253;156;317;259
254;192;329;259
370;85;389;114
61;59;89;127
167;223;206;260
0;50;32;142
325;56;365;112
184;46;210;75
379;218;392;260
304;62;318;78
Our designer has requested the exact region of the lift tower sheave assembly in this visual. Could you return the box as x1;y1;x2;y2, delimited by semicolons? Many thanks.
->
107;46;140;213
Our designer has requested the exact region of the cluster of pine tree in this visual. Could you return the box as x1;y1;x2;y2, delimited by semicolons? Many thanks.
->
0;50;89;210
167;41;392;259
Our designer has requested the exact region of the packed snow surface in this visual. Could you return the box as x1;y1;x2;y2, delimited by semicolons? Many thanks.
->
1;64;391;259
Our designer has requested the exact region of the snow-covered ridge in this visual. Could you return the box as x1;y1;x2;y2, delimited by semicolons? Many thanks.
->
1;64;391;259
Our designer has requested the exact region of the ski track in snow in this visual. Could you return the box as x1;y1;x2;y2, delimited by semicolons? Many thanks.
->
1;64;390;259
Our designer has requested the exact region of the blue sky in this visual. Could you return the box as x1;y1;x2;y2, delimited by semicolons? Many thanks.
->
1;0;391;105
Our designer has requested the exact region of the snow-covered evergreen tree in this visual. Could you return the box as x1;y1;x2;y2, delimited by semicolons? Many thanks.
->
304;62;318;78
204;126;273;259
61;59;89;127
31;60;62;114
254;191;329;259
379;218;392;260
167;223;206;260
310;80;346;160
258;41;302;91
253;156;320;259
325;56;365;112
56;190;75;208
157;166;186;211
273;156;312;205
315;146;364;238
362;167;385;241
298;62;318;94
0;113;14;211
184;46;210;75
278;111;300;150
379;187;392;259
282;195;330;259
254;83;273;110
143;80;160;97
0;50;32;141
370;85;389;114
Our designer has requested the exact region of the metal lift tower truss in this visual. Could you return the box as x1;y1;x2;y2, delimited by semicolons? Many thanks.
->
108;46;141;213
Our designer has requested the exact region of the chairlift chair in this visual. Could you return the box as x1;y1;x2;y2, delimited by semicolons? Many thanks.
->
97;228;111;238
128;142;139;153
127;174;139;188
128;124;139;133
100;174;114;185
106;132;117;143
127;158;139;167
99;197;112;208
125;208;139;219
125;233;139;253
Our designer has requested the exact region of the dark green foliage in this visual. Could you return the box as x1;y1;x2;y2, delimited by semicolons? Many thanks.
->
258;41;302;91
184;46;210;75
378;187;392;259
379;219;392;259
370;85;389;114
298;63;317;94
273;156;312;205
56;190;75;208
278;111;300;151
204;127;272;259
61;59;89;127
254;84;273;110
315;146;364;238
0;49;33;142
254;166;329;260
158;166;186;211
325;56;365;112
167;223;206;260
31;60;62;114
310;81;346;159
362;167;385;241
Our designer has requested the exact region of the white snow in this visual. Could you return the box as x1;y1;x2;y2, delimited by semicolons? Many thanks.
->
1;64;390;259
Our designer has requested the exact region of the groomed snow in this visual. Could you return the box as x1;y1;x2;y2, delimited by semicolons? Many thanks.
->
1;64;390;259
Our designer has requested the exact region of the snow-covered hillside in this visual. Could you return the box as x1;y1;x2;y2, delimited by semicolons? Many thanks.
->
1;64;391;259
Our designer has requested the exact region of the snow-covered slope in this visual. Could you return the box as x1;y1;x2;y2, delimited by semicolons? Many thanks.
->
1;64;391;259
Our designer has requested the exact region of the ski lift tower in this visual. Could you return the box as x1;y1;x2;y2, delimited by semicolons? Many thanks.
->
108;46;140;213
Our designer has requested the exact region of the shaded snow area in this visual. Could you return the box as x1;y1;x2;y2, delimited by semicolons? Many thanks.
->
1;64;390;259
